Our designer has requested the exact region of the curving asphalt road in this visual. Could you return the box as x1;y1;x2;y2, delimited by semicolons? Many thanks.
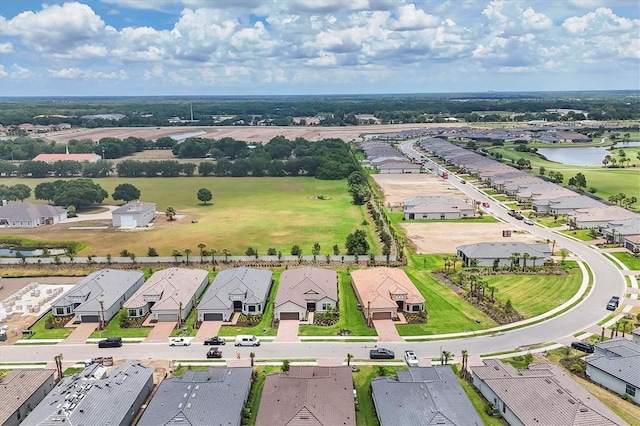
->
0;141;627;362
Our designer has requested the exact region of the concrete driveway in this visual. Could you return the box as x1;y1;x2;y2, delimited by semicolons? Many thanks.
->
61;322;96;345
274;320;300;342
193;321;222;343
143;321;176;343
372;319;404;342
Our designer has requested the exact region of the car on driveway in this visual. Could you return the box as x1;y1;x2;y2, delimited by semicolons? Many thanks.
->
571;341;595;353
169;337;191;346
606;296;620;311
204;336;226;345
370;348;395;359
404;350;419;367
206;348;223;358
523;218;534;225
98;337;122;348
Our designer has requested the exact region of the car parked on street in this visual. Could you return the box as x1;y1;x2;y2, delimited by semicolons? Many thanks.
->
98;337;122;348
515;212;524;220
206;348;223;358
369;348;395;359
570;341;595;353
482;202;490;208
169;337;191;346
404;350;419;367
523;218;534;225
606;296;620;311
204;336;226;345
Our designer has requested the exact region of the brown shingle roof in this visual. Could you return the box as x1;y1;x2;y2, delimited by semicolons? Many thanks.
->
0;369;56;424
275;267;337;310
350;268;425;310
256;366;356;426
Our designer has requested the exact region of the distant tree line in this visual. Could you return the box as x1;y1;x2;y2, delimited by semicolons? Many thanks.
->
1;94;638;127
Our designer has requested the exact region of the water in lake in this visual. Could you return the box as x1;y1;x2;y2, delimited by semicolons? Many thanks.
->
536;141;640;166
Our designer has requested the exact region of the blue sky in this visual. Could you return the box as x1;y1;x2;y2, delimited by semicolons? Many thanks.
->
0;0;638;96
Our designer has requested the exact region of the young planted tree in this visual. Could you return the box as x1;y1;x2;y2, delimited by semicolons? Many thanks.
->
197;243;206;263
165;206;177;221
184;248;192;264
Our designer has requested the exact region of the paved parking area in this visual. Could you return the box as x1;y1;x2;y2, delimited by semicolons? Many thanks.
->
372;319;404;342
193;321;222;343
61;322;97;345
274;320;300;342
143;321;176;343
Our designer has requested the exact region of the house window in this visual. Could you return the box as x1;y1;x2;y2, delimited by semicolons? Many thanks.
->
626;384;636;397
412;305;420;312
128;309;138;317
248;305;256;312
322;303;330;310
66;307;71;314
55;308;65;315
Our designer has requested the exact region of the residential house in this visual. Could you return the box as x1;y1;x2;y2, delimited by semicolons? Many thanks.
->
457;242;551;268
123;268;209;322
197;267;273;321
22;361;153;426
0;369;56;426
32;153;101;163
350;267;425;321
472;359;626;426
371;366;482;426
274;267;337;321
256;366;356;426
137;367;252;426
568;206;638;230
51;269;145;323
0;202;67;228
545;195;603;216
519;188;575;209
586;338;640;404
633;327;640;344
111;201;157;228
377;161;422;174
403;196;474;220
598;217;640;251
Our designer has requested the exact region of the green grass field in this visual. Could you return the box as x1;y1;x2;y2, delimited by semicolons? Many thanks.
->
1;177;374;256
388;212;497;224
396;271;498;336
559;229;596;241
483;263;582;318
299;271;377;336
26;312;73;339
609;252;640;270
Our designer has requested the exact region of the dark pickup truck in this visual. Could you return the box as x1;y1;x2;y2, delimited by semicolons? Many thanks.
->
98;337;122;348
369;348;395;359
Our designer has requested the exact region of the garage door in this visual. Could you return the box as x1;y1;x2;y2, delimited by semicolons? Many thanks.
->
81;315;100;323
157;313;178;322
372;312;391;320
279;312;300;321
203;313;223;321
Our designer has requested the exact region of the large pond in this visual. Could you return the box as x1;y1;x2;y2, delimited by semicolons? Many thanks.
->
0;248;66;257
536;141;640;166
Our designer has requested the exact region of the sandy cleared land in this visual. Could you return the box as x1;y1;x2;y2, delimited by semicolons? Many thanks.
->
371;173;562;254
42;122;467;144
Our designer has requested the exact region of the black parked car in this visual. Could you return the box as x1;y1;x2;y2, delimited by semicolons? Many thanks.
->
606;296;620;311
369;348;395;359
204;336;226;345
206;348;223;358
570;341;595;353
98;337;123;348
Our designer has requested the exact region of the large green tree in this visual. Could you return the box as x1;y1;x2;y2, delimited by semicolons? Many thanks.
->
112;183;141;203
52;179;108;208
197;188;213;205
345;229;369;255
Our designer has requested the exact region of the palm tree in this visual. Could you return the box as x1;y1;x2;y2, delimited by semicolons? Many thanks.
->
99;300;105;330
165;206;176;221
489;285;498;302
508;253;520;272
129;253;136;264
197;243;206;263
184;248;192;264
222;249;230;263
469;258;479;270
522;252;530;271
442;350;452;365
54;354;63;382
210;248;217;265
530;255;539;269
550;239;556;255
347;353;353;366
172;249;181;264
461;349;468;378
250;351;255;367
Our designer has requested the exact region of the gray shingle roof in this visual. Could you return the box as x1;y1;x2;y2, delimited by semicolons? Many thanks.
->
124;267;208;311
0;202;66;221
0;369;56;424
197;267;272;310
457;242;551;260
112;201;156;215
52;268;144;314
137;367;252;426
472;360;627;426
275;267;337;310
372;366;482;426
23;361;153;426
587;338;640;388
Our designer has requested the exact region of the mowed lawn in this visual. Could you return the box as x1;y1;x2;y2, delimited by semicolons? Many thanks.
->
2;177;371;256
396;270;498;336
483;264;583;318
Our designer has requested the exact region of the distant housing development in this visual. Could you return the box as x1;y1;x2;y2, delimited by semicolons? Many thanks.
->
32;153;101;163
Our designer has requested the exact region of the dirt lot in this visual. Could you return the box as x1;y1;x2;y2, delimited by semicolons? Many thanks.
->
372;173;471;207
42;123;466;144
372;173;563;254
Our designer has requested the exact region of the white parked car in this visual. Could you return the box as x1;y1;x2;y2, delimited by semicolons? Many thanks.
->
523;218;534;225
404;350;419;367
169;337;191;346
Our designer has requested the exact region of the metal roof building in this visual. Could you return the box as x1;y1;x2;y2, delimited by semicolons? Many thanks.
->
22;361;153;426
372;366;482;426
137;367;252;426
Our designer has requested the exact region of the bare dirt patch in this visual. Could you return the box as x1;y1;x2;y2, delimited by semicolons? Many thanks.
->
372;173;471;207
401;222;561;254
